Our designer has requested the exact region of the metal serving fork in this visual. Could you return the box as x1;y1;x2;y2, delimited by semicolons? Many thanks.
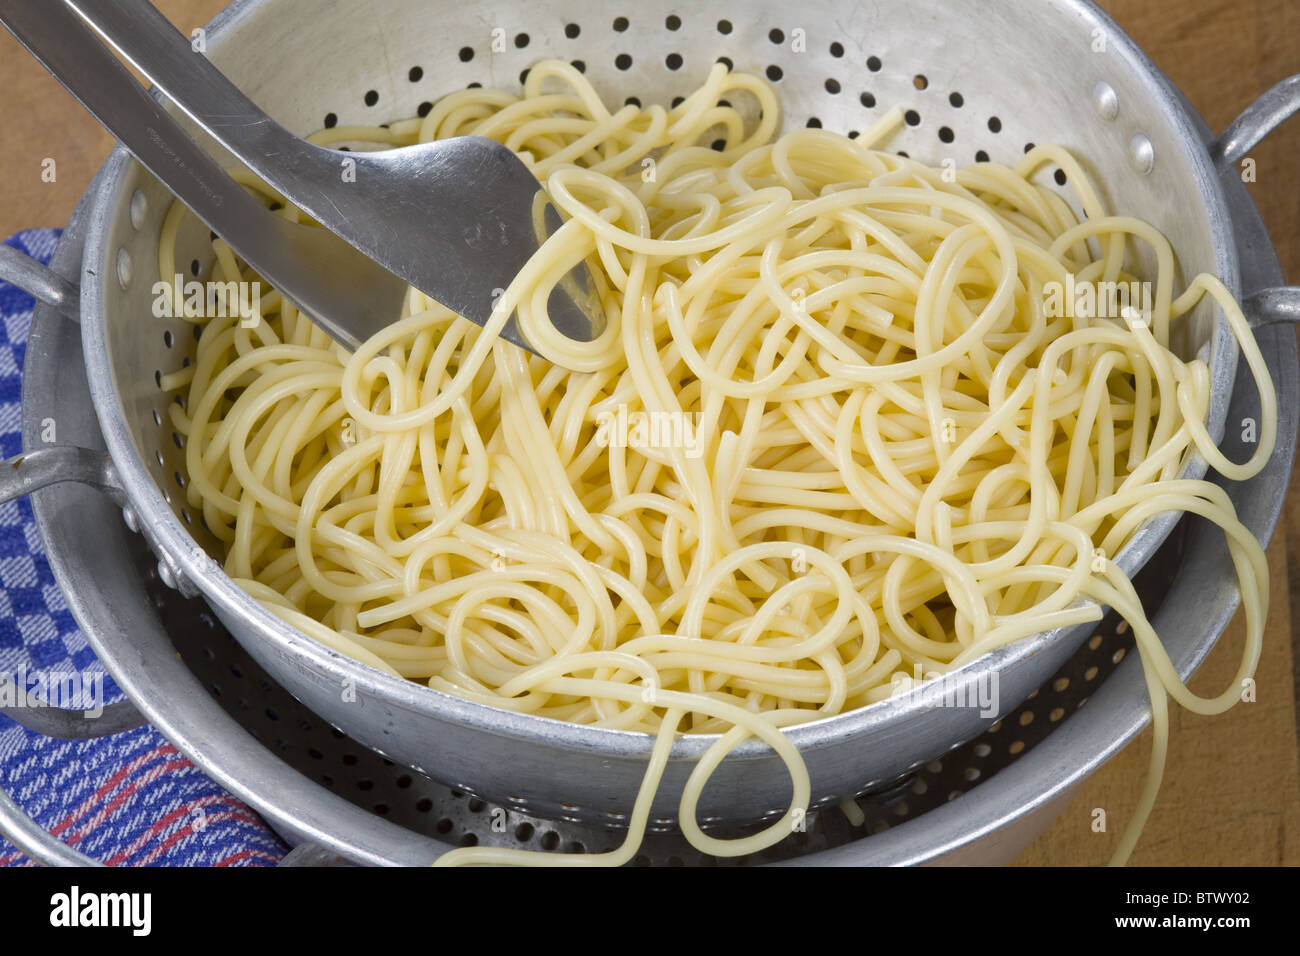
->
0;0;604;357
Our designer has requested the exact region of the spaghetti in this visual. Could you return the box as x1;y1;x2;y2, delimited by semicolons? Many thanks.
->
156;59;1275;866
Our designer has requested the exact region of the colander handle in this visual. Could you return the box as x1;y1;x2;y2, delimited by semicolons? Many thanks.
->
0;245;79;320
1245;288;1300;328
1210;74;1300;172
1213;78;1300;331
0;446;123;507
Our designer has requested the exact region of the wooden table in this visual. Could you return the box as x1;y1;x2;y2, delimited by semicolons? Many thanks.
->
0;0;1296;865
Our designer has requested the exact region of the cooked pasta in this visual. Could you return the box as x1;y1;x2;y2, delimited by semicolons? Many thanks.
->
156;59;1274;866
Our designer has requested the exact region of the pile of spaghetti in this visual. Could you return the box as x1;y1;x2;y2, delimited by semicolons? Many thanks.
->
156;60;1274;866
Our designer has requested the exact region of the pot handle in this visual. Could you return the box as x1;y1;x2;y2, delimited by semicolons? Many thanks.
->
0;680;146;865
0;451;147;863
0;450;144;742
0;679;148;865
0;777;100;865
0;447;144;747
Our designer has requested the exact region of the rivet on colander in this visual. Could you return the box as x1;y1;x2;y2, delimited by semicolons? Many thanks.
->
129;190;147;230
1093;81;1119;121
121;505;140;533
1130;134;1155;174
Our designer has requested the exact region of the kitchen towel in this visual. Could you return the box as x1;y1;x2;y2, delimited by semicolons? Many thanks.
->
0;228;287;867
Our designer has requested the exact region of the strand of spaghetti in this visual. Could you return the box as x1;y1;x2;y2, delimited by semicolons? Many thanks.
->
1172;274;1277;479
433;708;686;867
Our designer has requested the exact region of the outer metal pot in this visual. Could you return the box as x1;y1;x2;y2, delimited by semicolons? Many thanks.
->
1;0;1299;829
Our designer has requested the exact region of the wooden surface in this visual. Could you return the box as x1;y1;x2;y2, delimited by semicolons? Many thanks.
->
0;0;1297;865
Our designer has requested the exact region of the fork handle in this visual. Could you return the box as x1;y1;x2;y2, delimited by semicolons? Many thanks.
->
62;0;311;173
51;0;521;331
0;0;272;254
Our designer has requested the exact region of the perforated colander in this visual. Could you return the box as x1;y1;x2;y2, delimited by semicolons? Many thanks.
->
0;0;1297;837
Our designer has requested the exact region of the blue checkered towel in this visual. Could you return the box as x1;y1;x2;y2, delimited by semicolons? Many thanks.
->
0;229;287;866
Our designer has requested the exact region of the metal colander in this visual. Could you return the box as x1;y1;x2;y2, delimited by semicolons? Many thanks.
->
1;0;1298;841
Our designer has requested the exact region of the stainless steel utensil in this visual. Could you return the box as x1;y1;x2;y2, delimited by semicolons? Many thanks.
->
0;0;603;355
0;0;1297;833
